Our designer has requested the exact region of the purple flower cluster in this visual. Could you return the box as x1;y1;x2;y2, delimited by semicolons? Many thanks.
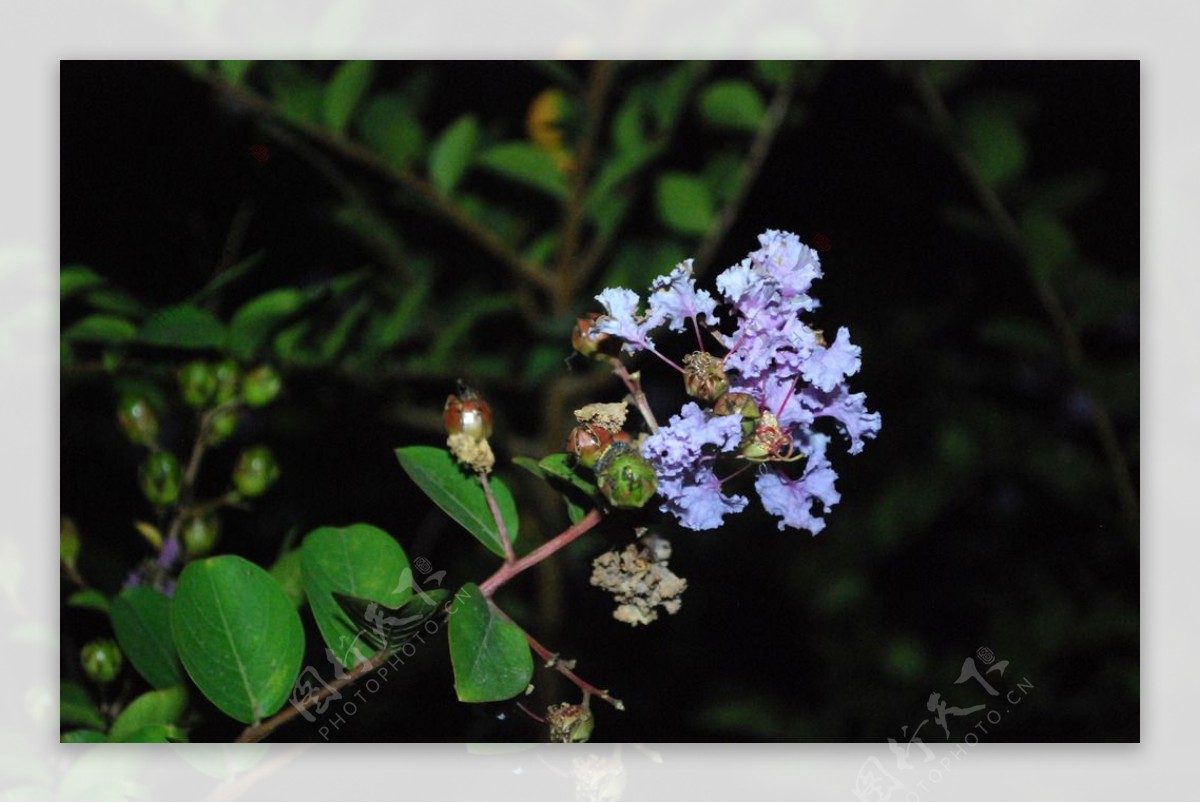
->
593;230;881;534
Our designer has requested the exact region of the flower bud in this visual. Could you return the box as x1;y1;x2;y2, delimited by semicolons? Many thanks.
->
596;444;658;509
178;361;217;408
571;314;616;361
683;351;729;403
233;445;280;498
117;395;159;447
181;511;221;558
139;451;183;506
81;639;123;685
213;359;241;405
205;408;239;445
443;385;493;441
60;517;81;571
547;702;595;743
242;364;282;408
713;391;761;438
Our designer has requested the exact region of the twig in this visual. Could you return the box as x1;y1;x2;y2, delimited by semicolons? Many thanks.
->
479;509;603;597
479;471;516;563
234;650;392;743
610;359;659;433
693;79;795;278
499;612;623;711
181;66;555;295
909;66;1139;526
554;60;615;314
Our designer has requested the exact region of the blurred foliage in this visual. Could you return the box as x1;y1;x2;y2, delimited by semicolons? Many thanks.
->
60;60;1137;743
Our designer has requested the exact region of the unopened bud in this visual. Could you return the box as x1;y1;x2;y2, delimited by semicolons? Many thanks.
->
213;359;241;405
117;395;159;447
547;702;595;743
81;639;122;685
242;364;281;407
140;451;183;506
205;408;239;445
182;511;221;558
713;391;761;438
596;444;658;509
233;445;279;497
178;361;217;408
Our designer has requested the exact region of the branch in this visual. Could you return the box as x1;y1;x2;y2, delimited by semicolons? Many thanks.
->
517;617;624;711
479;470;516;563
479;509;603;597
909;65;1138;526
181;66;555;295
693;78;795;278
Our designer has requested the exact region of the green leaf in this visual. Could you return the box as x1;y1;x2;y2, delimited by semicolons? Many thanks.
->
395;446;519;559
228;288;306;361
428;115;480;195
477;142;568;200
119;724;188;743
322;60;374;134
447;583;534;702
171;555;305;724
190;251;264;305
108;686;188;742
536;453;598;497
266;62;323;126
61;265;104;298
300;524;412;668
697;79;767;131
63;314;137;345
269;549;306;609
60;682;104;730
656;172;715;235
65;589;109;613
61;729;108;743
584;143;660;220
139;305;226;350
84;287;148;319
110;587;183;690
217;60;253;85
357;94;426;171
754;60;796;87
962;104;1026;188
333;588;449;655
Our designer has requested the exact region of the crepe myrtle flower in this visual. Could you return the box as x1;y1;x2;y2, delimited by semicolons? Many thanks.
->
591;230;881;534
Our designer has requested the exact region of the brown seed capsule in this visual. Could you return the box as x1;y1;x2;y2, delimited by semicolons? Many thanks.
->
683;351;730;402
571;314;615;360
443;385;494;440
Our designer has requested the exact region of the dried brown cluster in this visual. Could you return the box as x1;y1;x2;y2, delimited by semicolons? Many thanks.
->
589;535;686;626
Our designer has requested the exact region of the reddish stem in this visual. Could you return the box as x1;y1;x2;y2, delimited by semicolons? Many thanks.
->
479;509;602;597
479;471;516;564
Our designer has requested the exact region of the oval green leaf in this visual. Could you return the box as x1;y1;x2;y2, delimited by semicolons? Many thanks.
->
139;305;226;350
300;524;412;668
108;686;188;742
110;587;183;689
171;555;305;724
477;141;568;200
656;172;715;236
60;682;104;730
447;584;533;703
697;79;767;131
322;60;374;134
358;94;425;171
429;114;480;195
63;314;137;345
228;288;306;361
61;265;104;299
395;446;519;558
66;588;109;613
61;729;108;743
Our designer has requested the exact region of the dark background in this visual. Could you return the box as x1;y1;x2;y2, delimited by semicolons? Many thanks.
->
60;60;1139;743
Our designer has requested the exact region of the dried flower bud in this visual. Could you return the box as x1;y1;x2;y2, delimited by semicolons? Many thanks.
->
447;432;495;474
443;385;493;441
595;444;657;509
567;424;607;469
547;702;595;743
683;351;730;402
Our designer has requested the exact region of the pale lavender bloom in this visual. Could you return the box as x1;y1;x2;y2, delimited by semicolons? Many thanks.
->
754;435;841;534
648;259;719;332
801;327;862;393
798;385;882;456
594;287;664;354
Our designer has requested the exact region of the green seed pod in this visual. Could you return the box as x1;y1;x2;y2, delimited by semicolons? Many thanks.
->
181;511;221;558
213;359;241;405
81;639;123;685
242;364;282;408
683;351;730;402
205;407;240;446
547;702;595;743
116;395;159;447
139;451;183;506
596;444;658;509
233;445;280;498
713;391;761;438
178;361;218;408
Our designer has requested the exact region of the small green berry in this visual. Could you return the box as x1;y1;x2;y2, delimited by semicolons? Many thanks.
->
233;445;279;498
181;511;220;558
81;639;123;685
596;445;658;509
139;451;183;506
205;408;239;445
213;359;241;405
60;517;81;571
242;365;282;407
178;361;217;408
116;395;159;447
